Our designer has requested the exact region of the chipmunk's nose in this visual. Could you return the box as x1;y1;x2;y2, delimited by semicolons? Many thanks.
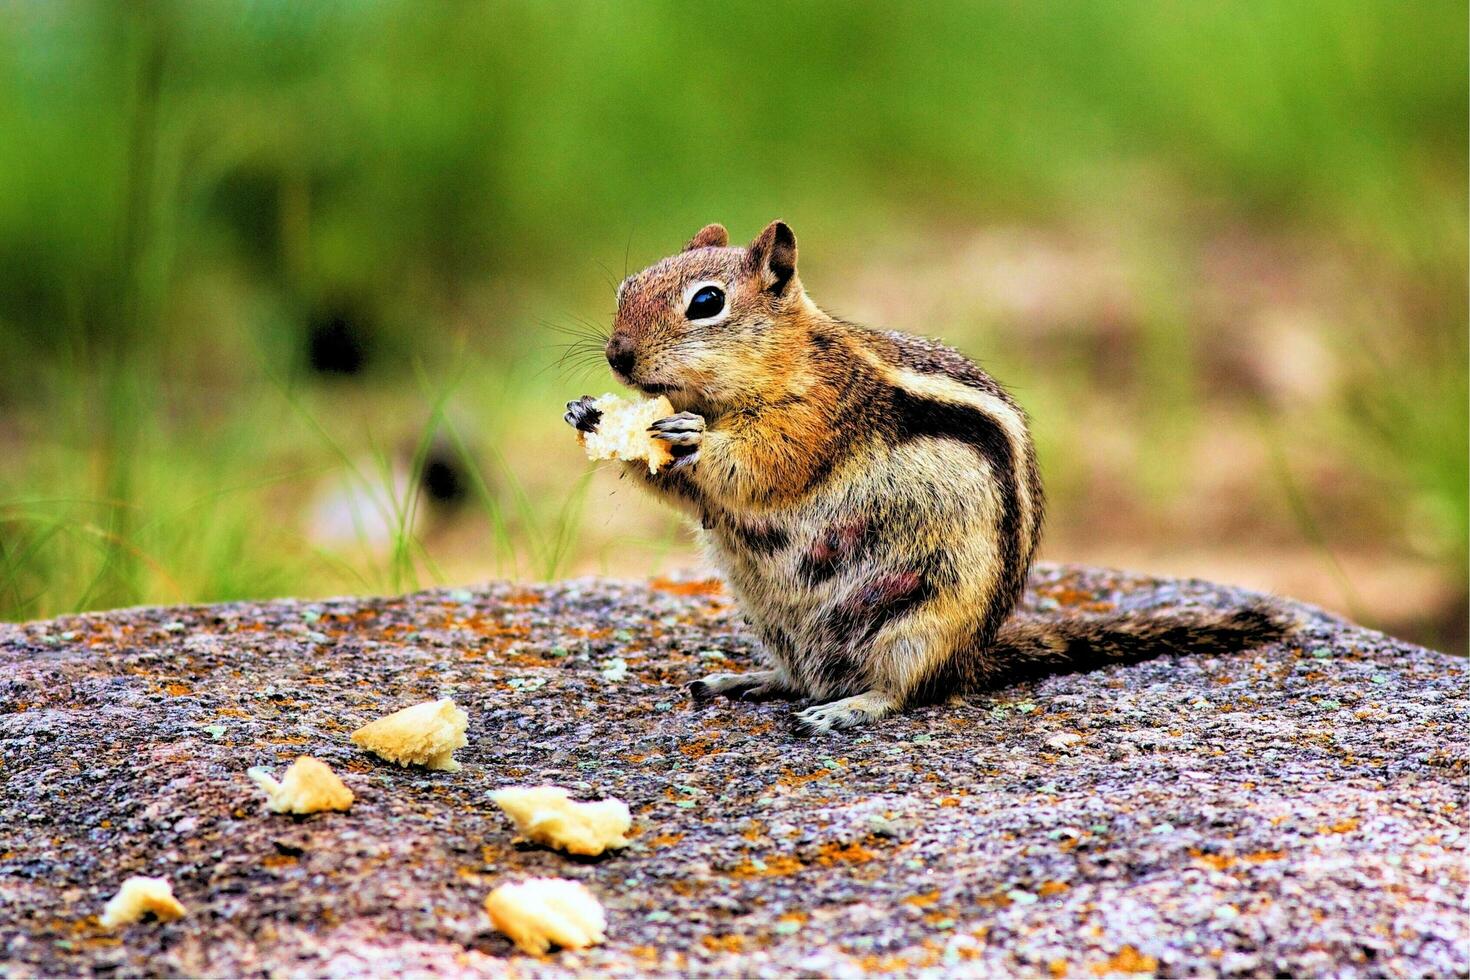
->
605;334;637;377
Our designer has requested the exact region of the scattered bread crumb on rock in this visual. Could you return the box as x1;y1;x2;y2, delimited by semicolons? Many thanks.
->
577;393;674;473
484;878;607;955
351;698;468;771
489;785;631;856
99;876;186;929
248;755;355;814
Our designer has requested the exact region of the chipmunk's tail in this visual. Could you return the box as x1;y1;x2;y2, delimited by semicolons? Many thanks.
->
987;600;1292;680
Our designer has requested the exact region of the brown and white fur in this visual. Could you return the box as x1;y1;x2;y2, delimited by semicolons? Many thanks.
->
565;221;1290;734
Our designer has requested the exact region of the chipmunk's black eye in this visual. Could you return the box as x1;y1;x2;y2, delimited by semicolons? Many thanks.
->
685;285;725;320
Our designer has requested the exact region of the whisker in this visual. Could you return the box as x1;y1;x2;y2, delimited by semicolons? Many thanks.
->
568;314;610;340
594;260;620;291
546;340;604;354
551;351;604;374
540;321;608;344
534;345;612;383
540;313;609;336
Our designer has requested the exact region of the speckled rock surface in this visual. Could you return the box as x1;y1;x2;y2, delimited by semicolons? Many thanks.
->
1;563;1465;978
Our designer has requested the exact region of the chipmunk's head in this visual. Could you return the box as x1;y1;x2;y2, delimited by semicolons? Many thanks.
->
607;220;815;413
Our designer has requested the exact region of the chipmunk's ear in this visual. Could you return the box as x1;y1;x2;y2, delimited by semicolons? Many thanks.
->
748;220;798;295
684;223;729;251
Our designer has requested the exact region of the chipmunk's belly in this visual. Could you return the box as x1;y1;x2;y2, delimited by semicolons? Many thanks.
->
701;515;929;699
700;440;1008;699
703;523;839;695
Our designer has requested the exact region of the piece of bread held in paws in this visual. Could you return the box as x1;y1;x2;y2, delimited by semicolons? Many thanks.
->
576;393;674;473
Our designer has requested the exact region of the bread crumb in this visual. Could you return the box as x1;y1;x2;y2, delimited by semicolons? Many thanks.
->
350;698;468;771
484;878;606;955
248;755;354;814
578;393;674;473
490;785;631;856
99;876;186;929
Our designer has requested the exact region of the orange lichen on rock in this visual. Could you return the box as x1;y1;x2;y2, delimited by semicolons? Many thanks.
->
678;736;722;759
731;855;804;878
1245;849;1287;862
649;577;725;597
1092;945;1158;975
814;840;876;866
702;934;745;954
774;767;833;788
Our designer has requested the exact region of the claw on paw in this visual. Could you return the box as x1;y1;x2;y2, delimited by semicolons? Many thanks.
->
687;670;798;704
648;412;705;446
564;395;602;433
793;690;899;734
648;413;704;471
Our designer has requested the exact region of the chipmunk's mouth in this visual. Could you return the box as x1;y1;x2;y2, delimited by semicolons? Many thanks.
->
610;366;708;416
631;379;709;417
611;369;679;398
614;368;682;398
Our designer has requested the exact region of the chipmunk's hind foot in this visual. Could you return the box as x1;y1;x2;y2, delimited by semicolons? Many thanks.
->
794;689;900;735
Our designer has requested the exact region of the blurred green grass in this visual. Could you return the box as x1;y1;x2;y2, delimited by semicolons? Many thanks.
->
0;1;1464;649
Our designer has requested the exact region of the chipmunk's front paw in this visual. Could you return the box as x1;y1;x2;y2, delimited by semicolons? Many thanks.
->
649;412;704;470
564;395;602;433
688;670;798;704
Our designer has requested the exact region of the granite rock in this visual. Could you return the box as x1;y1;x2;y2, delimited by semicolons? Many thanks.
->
1;564;1465;977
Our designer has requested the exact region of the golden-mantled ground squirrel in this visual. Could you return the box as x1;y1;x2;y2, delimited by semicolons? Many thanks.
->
565;221;1290;734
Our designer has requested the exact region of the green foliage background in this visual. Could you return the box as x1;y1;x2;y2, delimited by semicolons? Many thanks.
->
0;1;1464;648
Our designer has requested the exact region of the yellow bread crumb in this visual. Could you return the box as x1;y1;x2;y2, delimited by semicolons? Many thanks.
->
247;755;354;814
578;393;674;473
350;698;468;771
484;878;606;955
489;785;631;856
99;876;186;929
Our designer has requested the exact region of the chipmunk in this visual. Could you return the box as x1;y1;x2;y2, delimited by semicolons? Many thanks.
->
564;221;1290;734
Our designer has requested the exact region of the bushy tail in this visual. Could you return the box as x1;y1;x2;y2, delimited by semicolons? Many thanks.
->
987;600;1293;682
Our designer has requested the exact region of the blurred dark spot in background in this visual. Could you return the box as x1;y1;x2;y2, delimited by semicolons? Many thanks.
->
306;302;372;377
421;445;469;510
304;434;481;553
